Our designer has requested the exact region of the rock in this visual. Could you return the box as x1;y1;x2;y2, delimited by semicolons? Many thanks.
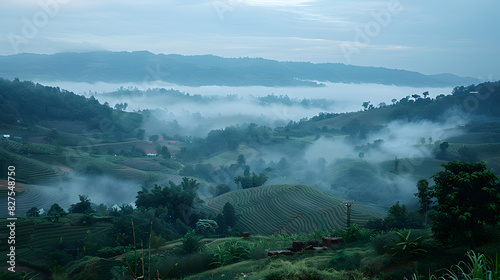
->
308;240;319;247
267;250;293;256
305;245;314;250
321;237;344;248
292;241;305;252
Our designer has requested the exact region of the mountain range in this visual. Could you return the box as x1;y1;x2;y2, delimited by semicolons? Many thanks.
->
0;51;481;87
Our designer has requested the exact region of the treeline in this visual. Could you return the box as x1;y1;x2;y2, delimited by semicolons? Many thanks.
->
0;78;142;138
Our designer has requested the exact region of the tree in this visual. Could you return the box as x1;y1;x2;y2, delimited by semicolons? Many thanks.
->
136;129;145;140
234;172;268;189
196;219;218;236
237;154;246;166
391;98;397;105
414;179;431;226
69;195;93;214
358;152;364;160
223;202;236;228
422;91;429;98
26;207;40;217
214;184;231;197
149;134;160;142
439;141;449;152
384;201;407;229
362;101;370;110
47;203;67;222
429;161;500;246
161;145;171;159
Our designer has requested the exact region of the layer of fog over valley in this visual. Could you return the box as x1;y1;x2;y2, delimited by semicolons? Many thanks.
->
22;80;464;210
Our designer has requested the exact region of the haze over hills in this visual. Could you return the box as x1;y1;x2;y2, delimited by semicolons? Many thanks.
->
0;51;481;88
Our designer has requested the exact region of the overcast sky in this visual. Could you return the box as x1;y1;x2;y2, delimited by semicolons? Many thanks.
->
1;0;498;79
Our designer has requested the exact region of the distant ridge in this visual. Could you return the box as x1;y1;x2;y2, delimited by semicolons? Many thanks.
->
0;51;480;87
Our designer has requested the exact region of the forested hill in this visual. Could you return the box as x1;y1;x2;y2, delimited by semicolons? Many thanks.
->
0;78;141;134
281;81;500;140
0;51;480;87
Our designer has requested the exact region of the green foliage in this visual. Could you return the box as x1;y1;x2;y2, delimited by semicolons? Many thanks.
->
429;161;500;245
330;251;363;271
425;251;500;280
196;219;218;236
83;230;103;256
332;223;372;243
96;246;129;258
214;183;231;197
373;232;399;255
222;202;237;228
211;240;255;267
69;195;93;214
95;203;108;216
78;214;96;226
161;145;171;159
26;206;40;217
135;178;200;225
414;179;432;225
178;230;203;255
389;230;427;261
149;134;159;142
47;203;67;222
234;171;268;189
149;230;166;250
260;259;365;280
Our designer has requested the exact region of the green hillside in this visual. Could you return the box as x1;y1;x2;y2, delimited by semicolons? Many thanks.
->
202;184;385;235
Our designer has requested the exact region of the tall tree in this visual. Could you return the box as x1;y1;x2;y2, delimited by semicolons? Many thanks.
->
237;154;246;166
222;202;236;228
26;207;40;217
414;179;432;226
47;203;67;222
429;161;500;246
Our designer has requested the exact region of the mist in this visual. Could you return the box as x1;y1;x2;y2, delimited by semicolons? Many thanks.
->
37;81;453;138
230;111;469;207
5;174;142;216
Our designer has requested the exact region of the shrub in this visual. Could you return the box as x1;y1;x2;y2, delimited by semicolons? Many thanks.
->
331;223;372;242
330;251;363;271
211;240;255;267
373;232;399;255
177;230;203;255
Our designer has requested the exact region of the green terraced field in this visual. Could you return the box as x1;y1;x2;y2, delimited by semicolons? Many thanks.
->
202;184;385;235
0;148;60;183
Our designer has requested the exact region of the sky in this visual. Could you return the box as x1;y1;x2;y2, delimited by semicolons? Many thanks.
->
0;0;498;79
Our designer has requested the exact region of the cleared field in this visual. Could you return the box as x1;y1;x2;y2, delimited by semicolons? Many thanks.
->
202;184;385;235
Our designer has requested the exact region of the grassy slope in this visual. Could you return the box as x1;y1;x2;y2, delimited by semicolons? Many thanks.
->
202;184;385;235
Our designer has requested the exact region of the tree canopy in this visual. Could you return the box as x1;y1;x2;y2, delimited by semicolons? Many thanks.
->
429;160;500;246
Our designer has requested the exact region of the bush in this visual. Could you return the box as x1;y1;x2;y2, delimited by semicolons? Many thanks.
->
96;246;128;258
177;230;203;255
330;251;363;271
331;223;372;242
211;240;255;267
373;232;399;255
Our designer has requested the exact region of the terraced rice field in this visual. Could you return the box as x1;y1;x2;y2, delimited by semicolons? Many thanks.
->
0;148;60;183
0;184;69;218
0;218;111;260
203;184;385;235
120;158;166;172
